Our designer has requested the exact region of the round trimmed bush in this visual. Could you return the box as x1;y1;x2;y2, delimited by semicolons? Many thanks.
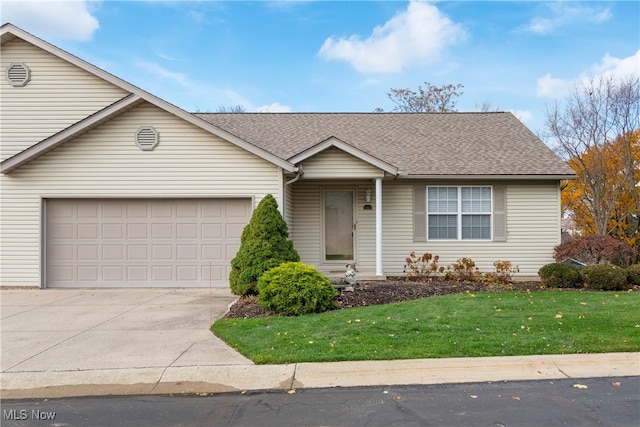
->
581;264;629;291
626;264;640;287
538;263;583;288
257;262;337;316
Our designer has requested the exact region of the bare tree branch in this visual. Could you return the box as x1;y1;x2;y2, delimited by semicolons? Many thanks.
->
546;75;640;236
387;82;464;112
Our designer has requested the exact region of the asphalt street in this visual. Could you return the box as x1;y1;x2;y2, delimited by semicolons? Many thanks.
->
2;376;638;427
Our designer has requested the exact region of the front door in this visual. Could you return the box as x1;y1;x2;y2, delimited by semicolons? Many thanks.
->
324;190;354;261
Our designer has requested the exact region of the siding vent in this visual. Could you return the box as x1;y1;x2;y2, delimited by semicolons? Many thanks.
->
6;63;31;87
135;126;159;151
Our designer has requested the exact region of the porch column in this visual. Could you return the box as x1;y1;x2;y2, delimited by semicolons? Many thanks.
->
375;177;383;276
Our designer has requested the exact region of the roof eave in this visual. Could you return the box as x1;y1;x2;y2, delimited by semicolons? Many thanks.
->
396;174;578;180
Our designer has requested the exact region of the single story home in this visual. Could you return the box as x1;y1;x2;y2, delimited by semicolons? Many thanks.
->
0;24;576;288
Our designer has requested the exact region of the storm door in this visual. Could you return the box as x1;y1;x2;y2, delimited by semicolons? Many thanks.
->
324;190;354;261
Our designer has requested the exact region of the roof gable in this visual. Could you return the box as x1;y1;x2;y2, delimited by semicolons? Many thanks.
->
0;24;295;174
290;137;397;175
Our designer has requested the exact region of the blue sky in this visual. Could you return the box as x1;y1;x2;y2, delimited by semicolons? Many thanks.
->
2;0;639;138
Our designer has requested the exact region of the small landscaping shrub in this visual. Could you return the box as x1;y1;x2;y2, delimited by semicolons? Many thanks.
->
581;264;629;291
538;263;583;289
403;251;443;281
257;262;337;316
229;194;300;296
483;260;519;284
445;257;482;282
554;234;637;267
626;264;640;286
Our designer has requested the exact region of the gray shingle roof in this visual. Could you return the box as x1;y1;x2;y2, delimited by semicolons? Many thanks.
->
194;112;574;177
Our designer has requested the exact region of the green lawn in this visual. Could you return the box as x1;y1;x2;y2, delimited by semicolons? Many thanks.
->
211;290;640;364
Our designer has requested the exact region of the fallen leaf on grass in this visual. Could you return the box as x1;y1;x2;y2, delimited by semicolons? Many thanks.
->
555;313;563;319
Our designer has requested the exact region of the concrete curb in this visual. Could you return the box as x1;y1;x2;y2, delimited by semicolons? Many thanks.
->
2;353;638;399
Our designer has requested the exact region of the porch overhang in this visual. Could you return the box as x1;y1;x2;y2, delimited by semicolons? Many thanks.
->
288;137;398;176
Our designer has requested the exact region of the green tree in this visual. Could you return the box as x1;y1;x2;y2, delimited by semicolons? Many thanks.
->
229;194;300;295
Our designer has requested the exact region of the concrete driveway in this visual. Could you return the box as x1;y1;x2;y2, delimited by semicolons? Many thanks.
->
1;288;258;397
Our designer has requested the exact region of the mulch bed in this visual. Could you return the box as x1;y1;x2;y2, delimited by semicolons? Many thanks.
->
224;279;546;319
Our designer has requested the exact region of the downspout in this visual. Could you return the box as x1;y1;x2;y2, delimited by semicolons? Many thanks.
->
283;165;303;222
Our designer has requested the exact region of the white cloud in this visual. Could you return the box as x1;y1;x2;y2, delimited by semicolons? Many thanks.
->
318;0;466;74
134;60;190;87
525;3;611;35
1;0;99;41
509;110;532;124
591;49;640;80
536;73;572;98
537;50;640;99
255;103;292;113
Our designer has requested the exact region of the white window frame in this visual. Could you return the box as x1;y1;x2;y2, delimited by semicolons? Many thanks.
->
427;186;493;241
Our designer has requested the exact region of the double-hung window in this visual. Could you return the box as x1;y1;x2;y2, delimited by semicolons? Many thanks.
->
427;186;492;240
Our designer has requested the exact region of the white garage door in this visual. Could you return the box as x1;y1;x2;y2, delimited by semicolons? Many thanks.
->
45;199;251;288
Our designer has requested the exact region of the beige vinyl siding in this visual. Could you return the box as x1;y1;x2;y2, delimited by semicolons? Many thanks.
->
290;182;322;268
1;39;129;161
382;181;561;277
300;148;385;179
0;103;281;287
284;180;294;235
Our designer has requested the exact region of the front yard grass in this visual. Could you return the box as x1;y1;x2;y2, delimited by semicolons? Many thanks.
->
211;290;640;364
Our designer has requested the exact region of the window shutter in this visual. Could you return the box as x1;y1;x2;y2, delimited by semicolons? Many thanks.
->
413;186;426;242
493;185;507;241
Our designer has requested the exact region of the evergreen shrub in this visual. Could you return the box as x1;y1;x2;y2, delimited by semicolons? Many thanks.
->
229;194;299;296
626;264;640;286
538;263;583;288
581;264;629;291
257;262;337;316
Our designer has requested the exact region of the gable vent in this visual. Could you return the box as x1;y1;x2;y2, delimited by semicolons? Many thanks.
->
6;63;31;87
135;126;159;151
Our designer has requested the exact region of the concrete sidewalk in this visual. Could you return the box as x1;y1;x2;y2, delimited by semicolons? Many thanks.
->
1;289;638;399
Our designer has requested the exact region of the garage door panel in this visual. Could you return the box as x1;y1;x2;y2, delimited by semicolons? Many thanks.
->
152;223;173;239
78;224;98;239
226;199;251;217
202;223;222;238
103;245;123;260
176;223;197;239
102;202;123;217
46;199;251;288
126;223;148;239
50;245;74;261
78;266;98;281
103;266;123;281
126;202;148;217
103;223;124;239
226;223;245;239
